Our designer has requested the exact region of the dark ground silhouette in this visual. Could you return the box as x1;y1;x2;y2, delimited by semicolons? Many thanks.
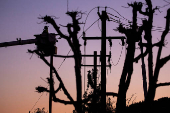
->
126;97;170;113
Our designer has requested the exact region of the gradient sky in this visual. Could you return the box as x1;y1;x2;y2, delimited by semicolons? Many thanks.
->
0;0;170;113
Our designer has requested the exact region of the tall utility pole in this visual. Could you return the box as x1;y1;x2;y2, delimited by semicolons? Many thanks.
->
93;51;97;113
49;54;53;113
83;9;125;113
101;11;107;112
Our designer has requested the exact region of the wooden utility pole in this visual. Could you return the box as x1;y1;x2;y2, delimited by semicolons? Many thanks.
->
49;54;53;113
93;51;97;113
100;11;107;113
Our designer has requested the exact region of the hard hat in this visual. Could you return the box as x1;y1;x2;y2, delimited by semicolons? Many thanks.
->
44;26;48;30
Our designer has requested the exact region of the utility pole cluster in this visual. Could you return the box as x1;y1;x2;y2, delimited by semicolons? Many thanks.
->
2;1;170;113
82;7;125;113
0;7;126;113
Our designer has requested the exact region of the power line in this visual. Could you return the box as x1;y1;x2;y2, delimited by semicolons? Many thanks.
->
57;49;71;71
109;15;170;33
107;9;170;33
83;7;98;31
111;46;124;66
30;85;49;112
97;19;101;31
107;7;130;21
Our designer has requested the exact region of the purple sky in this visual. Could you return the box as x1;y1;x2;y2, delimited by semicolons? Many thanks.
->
0;0;170;113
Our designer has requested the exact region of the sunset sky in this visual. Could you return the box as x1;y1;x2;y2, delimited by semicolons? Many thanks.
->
0;0;170;113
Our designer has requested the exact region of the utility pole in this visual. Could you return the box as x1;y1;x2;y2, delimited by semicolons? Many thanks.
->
93;51;97;113
82;9;125;113
101;11;107;113
49;54;53;113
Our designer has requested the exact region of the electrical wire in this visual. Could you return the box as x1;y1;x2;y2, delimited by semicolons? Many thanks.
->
107;7;130;21
97;19;101;31
57;49;71;71
107;9;168;32
83;7;98;31
106;5;170;34
111;45;124;66
109;16;170;33
30;85;49;112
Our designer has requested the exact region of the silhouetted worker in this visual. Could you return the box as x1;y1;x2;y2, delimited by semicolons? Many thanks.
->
42;26;49;34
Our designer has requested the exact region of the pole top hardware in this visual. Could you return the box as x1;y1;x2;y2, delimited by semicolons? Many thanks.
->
82;36;126;46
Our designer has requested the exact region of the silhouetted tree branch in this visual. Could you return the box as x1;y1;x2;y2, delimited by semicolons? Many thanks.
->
37;11;84;113
159;54;170;68
146;8;170;102
36;86;49;93
29;50;75;105
134;41;162;63
134;0;170;105
54;83;62;93
38;15;69;39
116;2;144;113
52;98;74;105
156;82;170;87
134;48;148;63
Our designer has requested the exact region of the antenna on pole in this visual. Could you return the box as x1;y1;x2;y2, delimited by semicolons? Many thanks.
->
67;0;68;12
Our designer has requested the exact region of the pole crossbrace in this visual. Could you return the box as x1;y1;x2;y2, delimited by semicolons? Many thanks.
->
81;64;111;67
82;36;125;40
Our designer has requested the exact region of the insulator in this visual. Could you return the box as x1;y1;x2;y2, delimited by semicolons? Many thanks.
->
84;40;87;46
108;51;111;64
121;39;125;46
108;39;112;47
109;64;112;73
83;31;86;37
105;6;107;11
83;32;87;46
109;51;111;57
98;7;100;12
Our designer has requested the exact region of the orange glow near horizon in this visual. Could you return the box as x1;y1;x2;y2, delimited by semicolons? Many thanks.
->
0;0;170;113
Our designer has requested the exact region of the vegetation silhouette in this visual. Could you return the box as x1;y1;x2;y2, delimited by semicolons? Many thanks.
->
31;107;48;113
78;70;115;113
116;0;170;112
31;10;85;113
28;0;170;113
126;97;170;113
0;0;170;113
